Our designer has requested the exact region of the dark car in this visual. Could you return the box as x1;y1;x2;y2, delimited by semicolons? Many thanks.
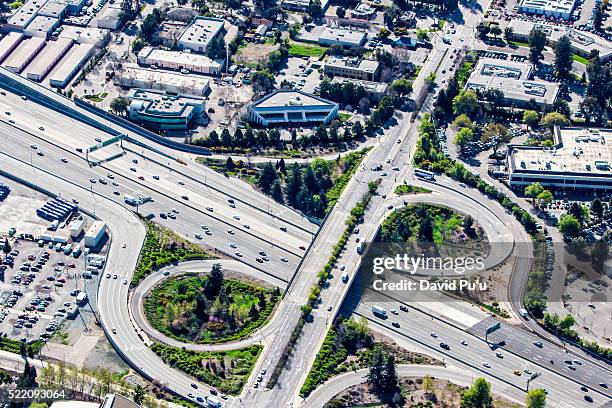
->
440;343;450;350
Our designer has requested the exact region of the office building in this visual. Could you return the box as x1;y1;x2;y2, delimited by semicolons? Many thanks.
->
177;17;224;53
282;0;329;12
117;65;210;96
331;77;388;101
137;46;223;75
508;127;612;191
507;20;612;62
324;56;380;81
127;88;206;130
518;0;577;20
23;37;73;81
48;42;94;87
248;90;339;127
318;27;367;48
38;0;69;19
465;58;559;109
96;6;122;29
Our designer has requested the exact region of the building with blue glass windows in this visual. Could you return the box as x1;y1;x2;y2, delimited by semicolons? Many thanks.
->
248;90;339;127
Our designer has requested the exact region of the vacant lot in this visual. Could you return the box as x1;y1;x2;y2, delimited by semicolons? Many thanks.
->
234;43;279;66
288;41;327;58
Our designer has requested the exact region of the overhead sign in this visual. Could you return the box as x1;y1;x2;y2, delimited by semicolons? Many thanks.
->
486;322;501;335
87;134;125;153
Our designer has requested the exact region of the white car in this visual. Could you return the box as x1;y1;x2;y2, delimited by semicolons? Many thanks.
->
483;362;491;368
281;257;288;262
430;332;438;338
233;215;240;220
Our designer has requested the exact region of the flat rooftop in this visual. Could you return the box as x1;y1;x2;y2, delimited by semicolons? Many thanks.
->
2;36;45;72
466;57;558;105
253;90;337;109
510;127;612;175
38;0;68;17
24;37;73;78
59;25;110;44
7;0;47;28
331;76;388;93
119;65;210;94
139;47;221;69
25;15;59;35
325;56;379;73
178;17;224;48
0;32;24;63
519;0;576;13
319;27;366;45
49;42;94;83
129;88;204;116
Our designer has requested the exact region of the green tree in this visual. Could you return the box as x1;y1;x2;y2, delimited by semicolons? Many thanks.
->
554;35;573;77
489;24;502;39
110;97;129;116
390;78;413;96
204;263;224;298
452;90;479;117
416;28;429;41
308;0;324;18
382;353;399;394
207;35;227;60
259;161;278;194
454;127;474;153
528;27;547;65
225;157;235;172
591;197;604;221
559;214;581;239
131;37;144;54
367;346;386;392
452;114;475;130
540;112;569;129
271;179;284;203
140;8;162;41
133;385;146;405
594;5;604;31
284;163;302;206
419;216;434;242
461;377;493;408
525;388;547;408
523;110;539;129
537;189;554;207
525;182;544;205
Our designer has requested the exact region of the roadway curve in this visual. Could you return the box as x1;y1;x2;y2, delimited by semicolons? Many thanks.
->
302;364;524;408
130;260;287;352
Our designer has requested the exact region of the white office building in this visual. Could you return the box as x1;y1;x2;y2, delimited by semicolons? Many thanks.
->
318;27;367;48
84;221;107;248
117;65;210;96
137;46;223;75
177;17;224;53
127;88;206;130
248;90;339;127
518;0;577;20
508;127;612;191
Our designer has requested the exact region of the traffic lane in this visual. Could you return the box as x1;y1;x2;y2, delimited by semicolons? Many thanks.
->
470;318;612;394
352;298;604;408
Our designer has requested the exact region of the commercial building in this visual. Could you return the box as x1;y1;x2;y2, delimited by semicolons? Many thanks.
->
324;56;380;81
0;32;24;64
23;37;73;81
177;17;224;53
465;58;559;109
517;0;577;20
507;20;612;62
84;221;106;248
282;0;329;12
248;90;339;127
48;42;94;88
4;0;47;31
127;88;206;130
24;15;60;38
331;76;388;101
59;26;110;47
69;219;84;238
137;46;223;75
38;0;69;19
117;65;210;96
318;27;367;48
351;3;376;20
96;6;122;30
2;36;45;73
508;127;612;191
392;35;418;49
152;21;187;47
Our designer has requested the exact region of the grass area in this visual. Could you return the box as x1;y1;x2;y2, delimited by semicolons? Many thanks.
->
456;60;475;87
0;337;43;356
325;148;370;211
144;272;280;344
338;112;352;122
8;0;23;8
480;300;511;318
288;41;327;58
82;92;108;103
572;54;589;65
52;329;69;345
395;183;431;195
508;40;529;48
151;343;262;395
132;220;216;287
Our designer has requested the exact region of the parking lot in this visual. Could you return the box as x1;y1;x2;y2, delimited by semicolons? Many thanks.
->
276;56;322;94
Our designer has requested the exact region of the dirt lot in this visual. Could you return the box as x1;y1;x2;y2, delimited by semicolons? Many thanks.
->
234;43;279;66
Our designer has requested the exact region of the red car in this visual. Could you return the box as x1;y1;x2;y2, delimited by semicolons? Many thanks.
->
138;176;144;180
67;263;75;268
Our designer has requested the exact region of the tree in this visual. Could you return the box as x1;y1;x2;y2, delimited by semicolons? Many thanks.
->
140;8;163;42
416;28;429;41
336;6;346;18
259;162;278;194
454;127;474;153
390;78;413;96
525;182;544;205
118;0;136;25
528;27;546;65
504;26;514;40
382;354;399;394
221;128;232;147
271;180;284;203
540;112;569;129
580;96;606;125
523;110;539;129
131;37;144;54
367;346;386;392
308;0;324;18
591;197;604;221
110;97;129;115
489;24;502;39
594;5;604;31
207;36;226;60
559;214;581;239
452;114;475;130
204;263;224;297
133;385;146;405
461;377;493;408
481;123;510;153
352;121;364;139
452;90;479;117
419;217;434;242
525;389;547;408
225;157;235;171
463;215;476;237
422;375;435;396
537;189;553;207
554;35;573;77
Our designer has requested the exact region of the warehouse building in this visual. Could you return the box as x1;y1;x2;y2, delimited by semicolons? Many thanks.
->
331;76;388;101
465;58;559;109
0;32;24;64
96;6;122;29
248;90;339;127
153;21;188;47
518;0;577;20
24;15;60;38
48;42;94;88
59;26;110;47
38;0;69;19
4;0;47;31
137;46;223;75
508;127;612;191
2;36;46;73
318;27;367;48
507;20;612;62
117;65;210;96
84;221;106;248
177;17;224;53
23;37;73;81
127;88;206;130
324;56;380;81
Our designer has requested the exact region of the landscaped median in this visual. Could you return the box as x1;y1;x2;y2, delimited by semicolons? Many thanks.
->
151;342;262;395
266;181;379;389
